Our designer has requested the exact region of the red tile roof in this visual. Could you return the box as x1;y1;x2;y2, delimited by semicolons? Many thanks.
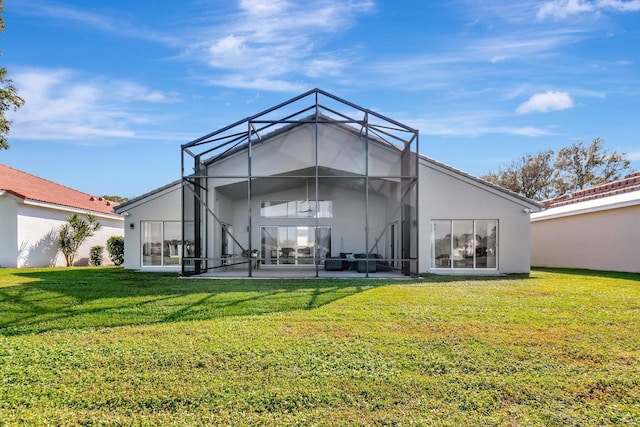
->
542;171;640;208
0;163;119;215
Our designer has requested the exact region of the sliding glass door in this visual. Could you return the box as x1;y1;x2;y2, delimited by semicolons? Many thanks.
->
261;226;331;266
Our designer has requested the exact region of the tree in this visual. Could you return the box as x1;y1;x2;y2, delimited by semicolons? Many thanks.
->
0;0;25;150
554;138;631;195
482;138;631;201
58;214;102;267
482;150;557;200
102;195;130;204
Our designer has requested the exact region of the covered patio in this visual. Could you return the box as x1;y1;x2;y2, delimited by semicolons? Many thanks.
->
181;89;419;278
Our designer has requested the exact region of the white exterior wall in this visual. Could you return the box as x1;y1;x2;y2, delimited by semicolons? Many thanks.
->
15;203;124;267
209;124;401;178
118;184;182;271
531;203;640;273
116;123;538;275
118;167;535;275
419;160;534;274
0;194;19;268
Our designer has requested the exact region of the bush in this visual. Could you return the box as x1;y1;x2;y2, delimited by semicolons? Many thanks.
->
89;246;104;266
106;236;124;266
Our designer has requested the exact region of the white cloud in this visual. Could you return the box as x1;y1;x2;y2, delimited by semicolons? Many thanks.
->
628;151;640;161
8;68;181;142
239;0;289;15
537;0;594;20
600;0;640;12
537;0;640;21
188;0;374;91
512;126;553;136
516;91;574;114
305;58;349;77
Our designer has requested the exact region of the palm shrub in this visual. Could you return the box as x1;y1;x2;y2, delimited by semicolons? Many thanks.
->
89;246;104;266
106;236;125;266
58;214;101;267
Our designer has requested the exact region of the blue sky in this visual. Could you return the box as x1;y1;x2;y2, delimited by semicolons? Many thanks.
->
2;0;640;198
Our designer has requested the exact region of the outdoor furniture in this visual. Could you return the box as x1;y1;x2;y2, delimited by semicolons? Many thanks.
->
357;259;377;273
323;253;390;273
324;258;343;271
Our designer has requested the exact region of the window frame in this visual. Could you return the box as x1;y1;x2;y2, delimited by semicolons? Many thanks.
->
141;220;183;268
260;225;332;266
431;219;498;270
260;200;333;218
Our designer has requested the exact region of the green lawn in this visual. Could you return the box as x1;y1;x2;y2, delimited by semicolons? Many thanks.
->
0;268;639;426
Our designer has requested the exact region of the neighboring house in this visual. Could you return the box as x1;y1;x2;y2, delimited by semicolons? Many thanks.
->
0;164;124;268
531;171;640;273
115;89;540;277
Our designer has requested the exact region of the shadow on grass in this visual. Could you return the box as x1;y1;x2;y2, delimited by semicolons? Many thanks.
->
419;272;533;283
532;267;640;282
0;268;395;336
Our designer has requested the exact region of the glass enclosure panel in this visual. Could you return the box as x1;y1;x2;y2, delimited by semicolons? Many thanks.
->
316;227;331;262
317;123;366;176
183;221;197;258
182;181;200;274
475;220;497;269
368;140;402;176
163;222;181;265
401;177;419;275
261;201;294;217
316;201;333;218
296;226;314;264
367;178;396;269
261;226;278;266
279;227;296;264
319;176;366;256
260;200;333;218
260;226;331;266
452;220;474;268
142;222;162;266
432;220;451;268
250;122;315;176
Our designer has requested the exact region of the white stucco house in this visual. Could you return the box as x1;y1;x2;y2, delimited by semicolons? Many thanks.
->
115;89;540;277
0;163;124;268
531;171;640;273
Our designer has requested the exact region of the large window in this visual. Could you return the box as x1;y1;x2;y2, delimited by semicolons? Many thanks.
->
142;221;182;267
261;226;331;265
431;220;497;269
260;200;333;218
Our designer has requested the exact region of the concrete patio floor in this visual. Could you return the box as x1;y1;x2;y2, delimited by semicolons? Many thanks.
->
187;266;412;279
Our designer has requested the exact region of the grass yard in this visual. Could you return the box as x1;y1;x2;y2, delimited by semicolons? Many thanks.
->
0;268;639;426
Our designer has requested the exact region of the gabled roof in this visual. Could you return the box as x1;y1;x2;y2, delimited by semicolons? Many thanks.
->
113;179;181;213
541;171;640;208
419;155;542;210
0;163;120;216
126;111;541;211
202;113;401;167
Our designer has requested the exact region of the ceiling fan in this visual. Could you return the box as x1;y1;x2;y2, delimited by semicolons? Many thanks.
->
299;179;314;213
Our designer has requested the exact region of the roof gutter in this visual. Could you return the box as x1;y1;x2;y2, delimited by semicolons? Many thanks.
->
531;191;640;222
21;199;124;221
